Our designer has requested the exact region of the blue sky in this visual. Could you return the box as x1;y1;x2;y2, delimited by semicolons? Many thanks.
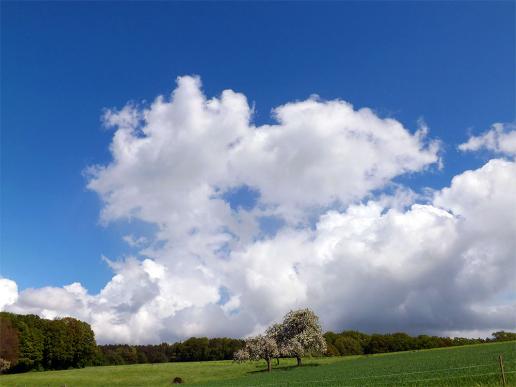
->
1;2;515;342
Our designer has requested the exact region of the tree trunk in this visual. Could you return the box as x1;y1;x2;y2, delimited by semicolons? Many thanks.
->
276;357;279;366
296;356;302;366
266;357;272;372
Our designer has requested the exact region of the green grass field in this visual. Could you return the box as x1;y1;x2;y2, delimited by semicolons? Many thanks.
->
1;341;514;386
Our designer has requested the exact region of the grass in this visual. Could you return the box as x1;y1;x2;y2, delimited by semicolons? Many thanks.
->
200;341;516;386
0;341;514;386
0;357;343;386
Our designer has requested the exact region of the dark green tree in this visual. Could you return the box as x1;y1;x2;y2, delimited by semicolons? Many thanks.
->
334;336;362;356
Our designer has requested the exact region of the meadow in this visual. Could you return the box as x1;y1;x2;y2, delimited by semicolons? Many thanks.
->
0;341;514;386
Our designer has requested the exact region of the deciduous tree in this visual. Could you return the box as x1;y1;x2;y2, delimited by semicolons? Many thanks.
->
236;335;279;372
279;308;327;366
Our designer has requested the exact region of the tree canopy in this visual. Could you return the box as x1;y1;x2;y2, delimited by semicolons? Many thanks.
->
0;312;96;373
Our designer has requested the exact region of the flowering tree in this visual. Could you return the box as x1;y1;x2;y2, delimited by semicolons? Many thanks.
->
233;335;279;372
265;323;287;364
234;309;326;371
279;308;327;366
233;348;250;363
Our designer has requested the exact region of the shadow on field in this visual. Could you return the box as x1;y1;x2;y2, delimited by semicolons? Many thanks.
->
249;363;321;374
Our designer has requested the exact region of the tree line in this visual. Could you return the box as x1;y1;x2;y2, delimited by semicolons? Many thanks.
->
0;312;97;373
1;311;515;374
0;312;244;373
98;337;244;365
323;330;516;356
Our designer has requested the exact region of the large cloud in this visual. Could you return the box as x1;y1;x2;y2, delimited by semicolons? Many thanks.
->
87;75;439;228
224;160;516;336
3;77;515;343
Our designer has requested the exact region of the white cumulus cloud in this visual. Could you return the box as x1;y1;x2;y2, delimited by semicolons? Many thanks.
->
4;77;515;343
0;278;18;310
459;123;516;157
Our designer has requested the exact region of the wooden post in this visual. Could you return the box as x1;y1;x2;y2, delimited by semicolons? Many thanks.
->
499;354;506;386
